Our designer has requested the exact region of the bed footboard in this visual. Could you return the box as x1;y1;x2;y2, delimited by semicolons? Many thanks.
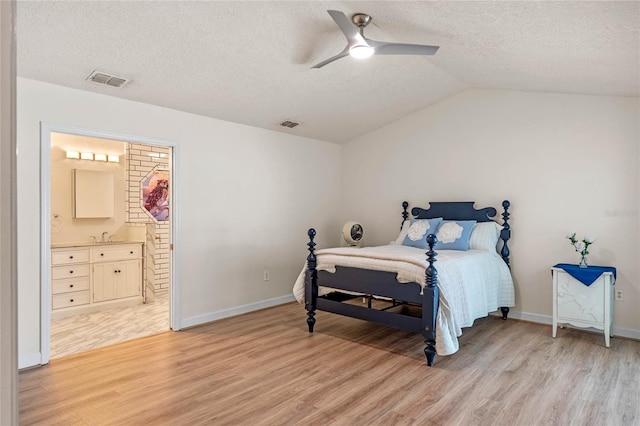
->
304;228;440;366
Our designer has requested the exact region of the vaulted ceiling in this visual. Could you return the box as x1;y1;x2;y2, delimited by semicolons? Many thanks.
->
16;1;640;143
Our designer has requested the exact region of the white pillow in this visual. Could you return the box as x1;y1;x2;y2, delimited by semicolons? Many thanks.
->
468;221;502;251
391;220;411;245
392;218;445;245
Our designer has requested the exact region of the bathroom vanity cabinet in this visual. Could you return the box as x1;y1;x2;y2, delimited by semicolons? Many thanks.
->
51;248;91;310
51;242;143;318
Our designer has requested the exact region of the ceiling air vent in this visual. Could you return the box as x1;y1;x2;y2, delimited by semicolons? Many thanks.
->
86;70;129;88
279;120;300;129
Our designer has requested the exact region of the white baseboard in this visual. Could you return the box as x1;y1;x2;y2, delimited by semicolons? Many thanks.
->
19;352;42;370
500;309;553;325
496;309;640;340
611;325;640;340
180;294;296;329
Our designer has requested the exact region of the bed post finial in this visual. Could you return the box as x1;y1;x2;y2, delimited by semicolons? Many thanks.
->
423;234;439;366
305;228;318;332
307;228;317;266
401;201;409;230
500;200;511;267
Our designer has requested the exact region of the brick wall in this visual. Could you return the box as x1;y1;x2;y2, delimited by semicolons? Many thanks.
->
126;143;171;294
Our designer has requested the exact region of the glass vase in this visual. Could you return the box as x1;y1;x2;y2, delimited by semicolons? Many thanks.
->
579;255;588;268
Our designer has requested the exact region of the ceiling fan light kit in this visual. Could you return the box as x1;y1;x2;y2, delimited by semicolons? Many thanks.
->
349;44;374;59
312;10;439;69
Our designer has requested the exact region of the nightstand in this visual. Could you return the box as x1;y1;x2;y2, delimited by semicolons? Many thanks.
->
552;264;616;347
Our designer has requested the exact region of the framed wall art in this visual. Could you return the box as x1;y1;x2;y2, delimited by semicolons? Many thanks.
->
141;169;169;221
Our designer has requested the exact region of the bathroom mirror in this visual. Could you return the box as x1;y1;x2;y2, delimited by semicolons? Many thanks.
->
73;169;115;218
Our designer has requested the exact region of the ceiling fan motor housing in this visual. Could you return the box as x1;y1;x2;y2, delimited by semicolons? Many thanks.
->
352;13;372;28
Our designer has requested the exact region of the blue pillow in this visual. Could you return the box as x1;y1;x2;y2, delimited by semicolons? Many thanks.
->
434;220;477;251
402;218;443;249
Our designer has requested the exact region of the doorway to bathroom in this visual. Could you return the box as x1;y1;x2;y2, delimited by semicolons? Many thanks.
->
40;123;179;363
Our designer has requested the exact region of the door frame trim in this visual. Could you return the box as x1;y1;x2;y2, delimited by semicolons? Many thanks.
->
40;122;180;364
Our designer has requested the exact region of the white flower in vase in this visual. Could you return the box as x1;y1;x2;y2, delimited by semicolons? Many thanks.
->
566;232;595;268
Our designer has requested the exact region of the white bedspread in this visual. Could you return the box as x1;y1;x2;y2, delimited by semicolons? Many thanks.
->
293;244;515;356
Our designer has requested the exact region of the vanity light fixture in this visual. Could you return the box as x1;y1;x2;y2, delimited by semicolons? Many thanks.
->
66;150;120;162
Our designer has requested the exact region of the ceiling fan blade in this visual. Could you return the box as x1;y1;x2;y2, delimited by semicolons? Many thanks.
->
311;46;350;69
367;39;440;56
327;10;366;46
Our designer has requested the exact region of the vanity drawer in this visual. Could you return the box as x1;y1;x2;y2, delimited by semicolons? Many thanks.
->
52;290;90;309
91;244;142;262
51;248;90;265
51;264;90;280
52;276;90;294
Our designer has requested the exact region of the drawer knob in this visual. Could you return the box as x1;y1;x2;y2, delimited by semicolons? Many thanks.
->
101;253;104;257
69;270;74;274
70;299;74;302
69;255;74;259
130;251;134;254
69;284;74;288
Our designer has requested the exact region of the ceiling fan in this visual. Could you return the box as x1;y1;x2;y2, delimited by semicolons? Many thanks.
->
312;10;439;69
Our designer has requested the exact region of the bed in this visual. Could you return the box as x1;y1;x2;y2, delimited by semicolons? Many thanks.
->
293;200;514;366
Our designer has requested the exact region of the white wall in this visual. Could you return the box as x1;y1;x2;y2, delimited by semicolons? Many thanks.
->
17;78;342;365
342;89;640;333
50;133;129;245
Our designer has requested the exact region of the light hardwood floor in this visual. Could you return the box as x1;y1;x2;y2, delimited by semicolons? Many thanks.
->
19;302;639;425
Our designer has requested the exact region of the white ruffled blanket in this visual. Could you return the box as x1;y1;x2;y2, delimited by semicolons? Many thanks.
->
293;244;515;356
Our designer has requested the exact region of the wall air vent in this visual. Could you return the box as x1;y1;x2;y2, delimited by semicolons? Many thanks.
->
86;70;129;88
279;120;300;128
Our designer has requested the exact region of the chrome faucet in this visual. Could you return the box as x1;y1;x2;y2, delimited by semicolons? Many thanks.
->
102;232;109;243
90;236;97;244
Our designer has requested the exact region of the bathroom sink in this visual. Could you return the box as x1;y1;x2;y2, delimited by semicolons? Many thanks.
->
52;240;142;249
94;240;134;245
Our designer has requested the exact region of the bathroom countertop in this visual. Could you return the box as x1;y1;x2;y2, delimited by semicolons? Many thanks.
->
51;241;144;249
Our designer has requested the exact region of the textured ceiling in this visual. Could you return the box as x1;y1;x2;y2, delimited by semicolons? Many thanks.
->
16;1;640;144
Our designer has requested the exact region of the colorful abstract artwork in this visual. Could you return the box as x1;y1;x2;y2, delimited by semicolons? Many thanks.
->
142;170;169;221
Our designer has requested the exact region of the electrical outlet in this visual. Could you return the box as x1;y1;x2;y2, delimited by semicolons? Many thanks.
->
263;269;270;281
615;288;623;301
